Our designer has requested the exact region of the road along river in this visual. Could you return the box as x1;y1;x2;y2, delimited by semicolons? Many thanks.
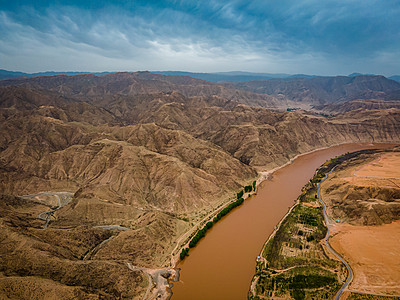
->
171;143;396;300
317;166;353;300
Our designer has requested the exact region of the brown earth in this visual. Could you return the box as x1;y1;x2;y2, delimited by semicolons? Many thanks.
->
314;99;400;115
0;194;148;299
322;151;400;226
322;150;400;297
225;75;400;106
330;222;400;296
0;73;400;299
355;152;400;179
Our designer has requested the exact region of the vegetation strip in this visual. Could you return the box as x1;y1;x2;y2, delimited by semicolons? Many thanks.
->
250;149;384;300
180;181;256;260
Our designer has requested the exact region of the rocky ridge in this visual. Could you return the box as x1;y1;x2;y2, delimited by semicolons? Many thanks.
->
0;73;399;299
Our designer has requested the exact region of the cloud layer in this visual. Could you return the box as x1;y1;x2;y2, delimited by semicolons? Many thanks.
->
1;0;399;75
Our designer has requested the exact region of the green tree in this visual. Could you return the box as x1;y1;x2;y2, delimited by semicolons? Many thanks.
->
244;185;253;193
180;248;189;260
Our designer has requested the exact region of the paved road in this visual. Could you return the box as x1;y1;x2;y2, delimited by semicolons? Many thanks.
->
317;166;353;300
22;192;73;228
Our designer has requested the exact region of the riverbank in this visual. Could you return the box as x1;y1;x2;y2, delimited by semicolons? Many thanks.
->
249;157;350;299
169;145;339;270
153;143;397;300
171;143;399;300
249;146;399;299
171;143;382;269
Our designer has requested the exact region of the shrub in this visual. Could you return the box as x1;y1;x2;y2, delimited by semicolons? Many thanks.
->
244;185;253;193
289;274;335;289
291;289;305;300
180;248;189;260
189;197;245;248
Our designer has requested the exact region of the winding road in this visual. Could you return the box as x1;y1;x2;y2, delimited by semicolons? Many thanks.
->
317;166;353;300
22;192;74;228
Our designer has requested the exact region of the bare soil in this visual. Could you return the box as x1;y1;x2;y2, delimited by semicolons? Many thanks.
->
356;153;400;179
343;152;400;189
330;221;400;296
324;150;400;297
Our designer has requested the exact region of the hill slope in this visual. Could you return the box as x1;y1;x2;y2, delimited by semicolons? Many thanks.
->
0;73;399;299
227;75;400;106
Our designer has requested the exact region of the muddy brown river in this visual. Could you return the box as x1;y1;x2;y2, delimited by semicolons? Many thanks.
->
171;143;396;300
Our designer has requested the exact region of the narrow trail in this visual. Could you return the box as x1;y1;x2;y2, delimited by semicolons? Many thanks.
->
348;289;400;298
353;172;400;180
126;262;174;300
35;194;62;228
126;263;153;300
317;166;353;300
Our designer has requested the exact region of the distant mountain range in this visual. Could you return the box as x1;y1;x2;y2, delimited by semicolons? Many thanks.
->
0;69;399;299
4;69;398;83
0;69;110;80
0;69;315;82
151;71;317;82
1;71;400;109
390;75;400;82
225;74;400;106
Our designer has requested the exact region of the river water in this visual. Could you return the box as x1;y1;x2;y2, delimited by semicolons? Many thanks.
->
171;143;396;300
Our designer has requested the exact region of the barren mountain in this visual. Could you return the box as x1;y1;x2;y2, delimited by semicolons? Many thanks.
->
0;72;280;108
314;99;400;114
322;150;400;225
0;73;399;299
321;149;400;296
226;75;400;106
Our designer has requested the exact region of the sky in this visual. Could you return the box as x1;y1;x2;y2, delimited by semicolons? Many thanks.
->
0;0;399;76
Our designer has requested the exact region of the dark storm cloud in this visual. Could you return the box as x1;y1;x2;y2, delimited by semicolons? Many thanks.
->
0;0;399;75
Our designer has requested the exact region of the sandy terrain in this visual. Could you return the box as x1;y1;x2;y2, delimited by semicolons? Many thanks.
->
330;221;400;296
343;152;400;189
356;153;400;178
326;151;400;297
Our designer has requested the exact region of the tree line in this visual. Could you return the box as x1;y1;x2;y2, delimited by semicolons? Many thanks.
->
180;181;257;260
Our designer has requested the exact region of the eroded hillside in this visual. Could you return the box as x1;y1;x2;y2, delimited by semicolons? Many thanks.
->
0;73;399;299
226;75;400;106
321;149;400;296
